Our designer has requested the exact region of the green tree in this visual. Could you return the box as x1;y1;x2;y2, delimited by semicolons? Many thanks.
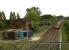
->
25;7;41;32
41;14;54;26
12;12;16;20
0;12;2;20
17;13;20;19
0;21;6;29
9;12;16;20
9;12;13;20
57;15;64;20
1;11;6;20
26;7;41;22
41;14;53;19
0;11;6;21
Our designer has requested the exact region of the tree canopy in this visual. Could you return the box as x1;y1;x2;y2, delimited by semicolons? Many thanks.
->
41;14;53;20
9;12;17;20
17;13;20;19
26;7;41;22
0;11;6;21
25;7;42;32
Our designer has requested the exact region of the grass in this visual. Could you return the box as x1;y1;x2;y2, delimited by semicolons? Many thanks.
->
0;39;30;50
62;32;68;42
61;26;69;42
61;32;69;50
61;44;69;50
61;27;69;50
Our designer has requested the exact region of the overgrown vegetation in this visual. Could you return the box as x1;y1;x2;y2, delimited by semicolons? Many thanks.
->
62;17;69;41
0;39;29;50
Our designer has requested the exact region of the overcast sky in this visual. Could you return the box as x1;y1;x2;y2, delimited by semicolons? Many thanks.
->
0;0;69;19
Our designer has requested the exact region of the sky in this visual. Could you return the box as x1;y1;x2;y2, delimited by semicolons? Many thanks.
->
0;0;69;19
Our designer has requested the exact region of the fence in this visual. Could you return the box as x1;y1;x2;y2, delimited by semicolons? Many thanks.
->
26;42;69;50
0;42;69;50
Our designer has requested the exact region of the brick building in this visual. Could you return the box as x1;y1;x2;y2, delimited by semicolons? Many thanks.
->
10;19;26;30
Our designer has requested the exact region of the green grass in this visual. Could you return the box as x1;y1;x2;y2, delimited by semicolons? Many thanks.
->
0;39;29;50
61;44;69;50
61;24;68;41
62;32;69;50
62;32;68;41
62;19;69;42
61;27;69;50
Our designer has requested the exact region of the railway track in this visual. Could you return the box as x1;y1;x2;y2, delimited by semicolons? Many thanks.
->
37;29;60;50
26;26;60;50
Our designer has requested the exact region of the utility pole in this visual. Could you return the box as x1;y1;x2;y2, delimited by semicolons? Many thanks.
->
26;21;28;39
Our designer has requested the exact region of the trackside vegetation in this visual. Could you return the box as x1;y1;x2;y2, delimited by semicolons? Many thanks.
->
62;17;69;41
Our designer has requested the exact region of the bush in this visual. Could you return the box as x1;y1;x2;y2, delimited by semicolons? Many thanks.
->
63;20;69;34
63;20;69;41
67;35;69;41
0;21;6;29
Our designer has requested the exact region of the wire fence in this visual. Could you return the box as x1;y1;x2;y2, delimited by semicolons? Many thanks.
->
0;42;69;50
26;42;69;50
